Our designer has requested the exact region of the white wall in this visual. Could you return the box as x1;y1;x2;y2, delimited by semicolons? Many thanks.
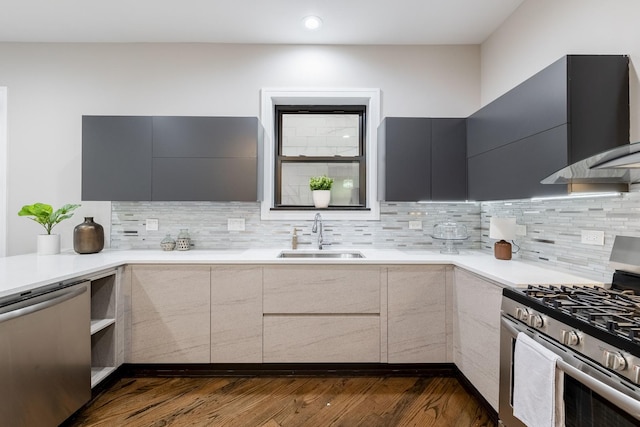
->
0;87;6;257
481;0;640;140
0;43;480;255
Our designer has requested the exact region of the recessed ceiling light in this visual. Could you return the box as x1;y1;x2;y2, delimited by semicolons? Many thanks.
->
303;16;323;31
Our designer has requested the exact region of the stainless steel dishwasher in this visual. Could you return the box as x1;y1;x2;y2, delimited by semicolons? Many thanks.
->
0;281;91;427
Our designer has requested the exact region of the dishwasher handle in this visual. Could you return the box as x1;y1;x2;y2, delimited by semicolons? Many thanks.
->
0;285;87;324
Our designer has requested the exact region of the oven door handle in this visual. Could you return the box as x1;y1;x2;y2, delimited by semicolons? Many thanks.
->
557;359;640;420
501;316;640;421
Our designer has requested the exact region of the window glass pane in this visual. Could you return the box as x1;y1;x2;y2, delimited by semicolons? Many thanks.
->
282;114;360;157
281;162;361;206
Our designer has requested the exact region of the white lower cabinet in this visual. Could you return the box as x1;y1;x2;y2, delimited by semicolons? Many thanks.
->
130;265;211;363
453;267;503;411
263;265;384;363
387;265;449;363
120;261;500;416
211;266;263;363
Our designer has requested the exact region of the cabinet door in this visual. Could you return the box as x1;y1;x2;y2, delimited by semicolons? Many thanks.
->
378;117;431;201
130;265;210;363
567;55;629;162
453;267;502;411
211;266;262;363
152;116;258;158
466;57;567;158
82;116;152;201
467;125;568;201
152;157;258;201
431;118;467;201
387;266;447;363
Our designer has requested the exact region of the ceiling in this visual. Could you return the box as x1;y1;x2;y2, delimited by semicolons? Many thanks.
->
0;0;524;45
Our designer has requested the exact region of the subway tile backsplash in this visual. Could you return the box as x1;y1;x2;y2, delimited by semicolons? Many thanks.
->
112;187;640;282
481;188;640;282
111;202;481;252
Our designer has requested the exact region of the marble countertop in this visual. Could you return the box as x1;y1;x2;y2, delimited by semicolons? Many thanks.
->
0;248;604;300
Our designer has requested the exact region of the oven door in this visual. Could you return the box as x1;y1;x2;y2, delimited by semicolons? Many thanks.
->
499;315;640;427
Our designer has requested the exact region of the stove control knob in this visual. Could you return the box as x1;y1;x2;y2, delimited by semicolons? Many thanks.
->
527;313;544;329
561;330;580;346
603;350;627;371
633;365;640;385
515;307;527;321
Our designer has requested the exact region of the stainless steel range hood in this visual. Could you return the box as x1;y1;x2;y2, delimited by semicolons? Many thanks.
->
541;142;640;191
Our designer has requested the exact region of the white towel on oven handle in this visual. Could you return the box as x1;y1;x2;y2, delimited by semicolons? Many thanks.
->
513;332;565;427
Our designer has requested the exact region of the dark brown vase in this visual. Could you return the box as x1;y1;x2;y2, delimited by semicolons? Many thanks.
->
74;217;104;254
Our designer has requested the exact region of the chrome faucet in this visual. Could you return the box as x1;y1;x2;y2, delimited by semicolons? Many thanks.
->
312;213;324;250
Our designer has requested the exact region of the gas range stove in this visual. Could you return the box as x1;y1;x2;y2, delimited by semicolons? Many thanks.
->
504;272;640;357
499;236;640;426
503;274;640;387
521;278;640;343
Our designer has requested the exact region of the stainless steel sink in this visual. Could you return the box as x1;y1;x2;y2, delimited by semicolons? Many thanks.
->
277;251;364;259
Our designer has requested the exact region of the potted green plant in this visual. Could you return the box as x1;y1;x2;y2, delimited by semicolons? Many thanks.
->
309;176;334;208
18;202;80;255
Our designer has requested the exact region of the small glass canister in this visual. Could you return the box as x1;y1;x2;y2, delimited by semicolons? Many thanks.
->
176;229;191;251
160;234;176;251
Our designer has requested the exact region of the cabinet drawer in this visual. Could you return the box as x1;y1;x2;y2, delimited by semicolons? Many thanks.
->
263;315;380;363
263;266;381;314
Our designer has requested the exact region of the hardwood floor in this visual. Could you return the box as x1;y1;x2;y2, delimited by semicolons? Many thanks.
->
66;376;496;427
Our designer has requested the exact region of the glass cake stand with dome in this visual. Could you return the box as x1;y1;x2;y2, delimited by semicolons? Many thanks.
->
431;220;469;254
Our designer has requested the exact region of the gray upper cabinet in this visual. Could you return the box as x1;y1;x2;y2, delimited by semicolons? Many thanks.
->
82;116;263;202
378;117;467;201
467;55;629;201
151;116;262;201
431;118;467;201
378;118;432;201
82;116;153;201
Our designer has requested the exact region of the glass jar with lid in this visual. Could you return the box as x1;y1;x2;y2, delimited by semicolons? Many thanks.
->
432;219;468;254
160;234;176;251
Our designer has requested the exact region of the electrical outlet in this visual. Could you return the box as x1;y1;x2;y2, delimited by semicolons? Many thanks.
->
227;218;245;231
581;230;604;246
409;220;422;230
516;225;527;236
146;218;159;231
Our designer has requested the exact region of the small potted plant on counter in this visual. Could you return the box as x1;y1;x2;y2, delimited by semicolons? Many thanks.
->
309;175;334;208
18;202;80;255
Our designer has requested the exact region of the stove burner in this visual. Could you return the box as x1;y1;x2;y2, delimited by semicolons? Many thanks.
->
522;284;640;345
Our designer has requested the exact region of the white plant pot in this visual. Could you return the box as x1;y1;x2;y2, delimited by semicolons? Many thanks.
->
37;234;60;256
312;190;331;208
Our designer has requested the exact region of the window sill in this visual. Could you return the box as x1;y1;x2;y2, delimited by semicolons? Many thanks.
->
261;203;379;221
273;206;370;211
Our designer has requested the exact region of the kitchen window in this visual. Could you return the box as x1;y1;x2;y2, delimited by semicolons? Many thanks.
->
259;87;380;221
274;105;366;209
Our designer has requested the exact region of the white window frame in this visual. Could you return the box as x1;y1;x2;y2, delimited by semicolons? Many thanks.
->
260;88;380;221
